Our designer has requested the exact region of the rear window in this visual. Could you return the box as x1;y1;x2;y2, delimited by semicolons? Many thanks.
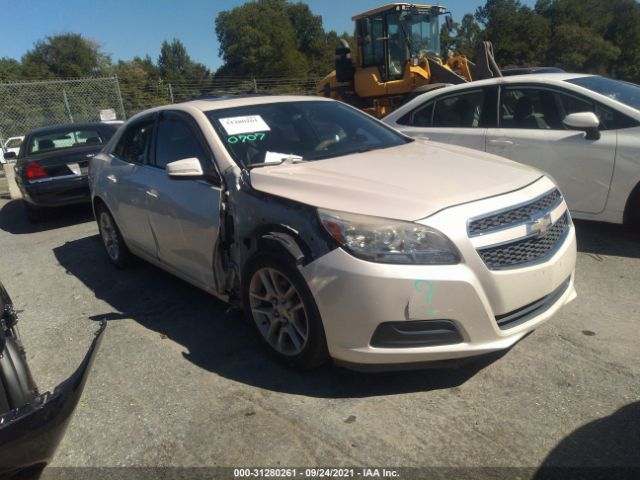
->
27;127;115;155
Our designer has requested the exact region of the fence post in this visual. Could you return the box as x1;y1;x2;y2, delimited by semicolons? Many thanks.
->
252;78;258;93
168;83;175;103
62;89;74;123
113;75;127;120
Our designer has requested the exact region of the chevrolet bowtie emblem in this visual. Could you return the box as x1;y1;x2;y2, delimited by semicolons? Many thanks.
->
529;214;553;237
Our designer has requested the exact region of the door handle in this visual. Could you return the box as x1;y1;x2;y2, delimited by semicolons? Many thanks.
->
106;174;117;183
146;190;159;199
488;139;514;146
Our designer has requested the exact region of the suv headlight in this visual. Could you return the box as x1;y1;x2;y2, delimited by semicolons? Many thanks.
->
318;208;460;265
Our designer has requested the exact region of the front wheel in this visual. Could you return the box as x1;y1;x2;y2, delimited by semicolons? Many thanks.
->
242;254;329;369
96;204;132;269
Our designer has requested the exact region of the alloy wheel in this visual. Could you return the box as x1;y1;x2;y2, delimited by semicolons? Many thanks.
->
249;267;309;356
99;211;120;261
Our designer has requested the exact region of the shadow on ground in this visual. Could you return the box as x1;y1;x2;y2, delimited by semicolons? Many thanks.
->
574;219;640;259
52;235;506;398
0;199;93;234
534;401;640;478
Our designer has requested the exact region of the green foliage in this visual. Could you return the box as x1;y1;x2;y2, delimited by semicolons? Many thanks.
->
22;33;111;78
158;39;212;101
475;0;551;68
0;58;22;82
214;0;353;78
442;14;482;59
215;0;308;77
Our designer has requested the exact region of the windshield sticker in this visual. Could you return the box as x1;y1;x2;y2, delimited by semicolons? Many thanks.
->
227;132;267;144
219;115;271;136
264;151;302;164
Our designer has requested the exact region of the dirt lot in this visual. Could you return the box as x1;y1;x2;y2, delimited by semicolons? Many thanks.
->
0;197;638;476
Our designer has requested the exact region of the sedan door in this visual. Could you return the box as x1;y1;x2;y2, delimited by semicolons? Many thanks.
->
486;85;616;214
142;111;223;289
390;87;496;151
107;116;157;255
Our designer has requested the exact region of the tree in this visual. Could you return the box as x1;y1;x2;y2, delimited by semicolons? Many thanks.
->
0;58;22;82
158;39;211;100
535;0;621;75
21;33;111;78
214;0;310;77
440;14;482;59
114;56;167;115
476;0;550;67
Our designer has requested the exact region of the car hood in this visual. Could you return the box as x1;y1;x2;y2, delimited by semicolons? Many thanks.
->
249;140;543;221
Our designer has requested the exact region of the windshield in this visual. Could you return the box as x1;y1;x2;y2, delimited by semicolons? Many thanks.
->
386;13;440;79
206;100;410;168
5;138;22;149
566;76;640;111
27;126;114;155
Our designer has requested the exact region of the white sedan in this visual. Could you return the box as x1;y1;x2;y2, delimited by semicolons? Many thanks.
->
384;73;640;226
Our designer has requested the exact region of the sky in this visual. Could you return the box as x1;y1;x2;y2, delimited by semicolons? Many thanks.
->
0;0;534;72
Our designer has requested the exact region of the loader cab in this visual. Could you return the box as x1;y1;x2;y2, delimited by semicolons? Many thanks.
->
356;3;446;82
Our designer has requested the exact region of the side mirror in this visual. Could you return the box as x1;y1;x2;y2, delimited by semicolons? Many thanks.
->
166;157;204;179
3;151;16;160
563;112;601;140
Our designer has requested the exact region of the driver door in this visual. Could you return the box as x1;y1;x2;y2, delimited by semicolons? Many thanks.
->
143;111;223;289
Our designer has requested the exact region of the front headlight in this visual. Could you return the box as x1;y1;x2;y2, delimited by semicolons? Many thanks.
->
318;208;460;265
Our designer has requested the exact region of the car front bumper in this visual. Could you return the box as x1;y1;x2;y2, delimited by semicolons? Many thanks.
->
301;177;577;368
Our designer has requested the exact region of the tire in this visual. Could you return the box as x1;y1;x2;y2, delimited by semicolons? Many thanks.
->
241;252;329;369
24;202;41;224
96;204;132;269
0;334;38;410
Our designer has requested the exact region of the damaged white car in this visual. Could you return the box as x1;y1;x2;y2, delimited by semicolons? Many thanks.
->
89;96;577;370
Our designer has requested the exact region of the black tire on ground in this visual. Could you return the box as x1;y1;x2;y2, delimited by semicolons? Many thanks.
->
96;204;132;269
24;202;41;224
241;252;329;369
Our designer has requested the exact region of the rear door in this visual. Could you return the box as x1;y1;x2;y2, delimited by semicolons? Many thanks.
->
108;116;157;254
393;86;496;150
143;110;223;288
485;84;616;214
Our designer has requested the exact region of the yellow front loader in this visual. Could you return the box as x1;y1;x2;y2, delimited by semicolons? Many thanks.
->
317;3;501;117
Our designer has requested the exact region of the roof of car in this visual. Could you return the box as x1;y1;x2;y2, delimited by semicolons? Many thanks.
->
28;122;118;135
126;95;334;122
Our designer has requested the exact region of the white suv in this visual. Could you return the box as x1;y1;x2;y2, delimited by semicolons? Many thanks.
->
89;96;577;370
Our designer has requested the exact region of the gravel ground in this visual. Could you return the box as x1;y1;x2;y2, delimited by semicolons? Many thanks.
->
0;197;638;475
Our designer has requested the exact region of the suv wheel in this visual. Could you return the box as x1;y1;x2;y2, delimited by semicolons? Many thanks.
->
242;254;328;369
97;205;131;268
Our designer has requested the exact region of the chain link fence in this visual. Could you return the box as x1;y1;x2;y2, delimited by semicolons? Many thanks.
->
0;75;322;147
0;77;126;144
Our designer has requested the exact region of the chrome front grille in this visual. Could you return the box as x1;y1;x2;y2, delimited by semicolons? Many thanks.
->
477;212;569;269
468;189;562;236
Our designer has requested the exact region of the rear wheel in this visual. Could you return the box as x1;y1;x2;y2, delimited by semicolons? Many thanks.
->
242;254;328;369
96;205;132;269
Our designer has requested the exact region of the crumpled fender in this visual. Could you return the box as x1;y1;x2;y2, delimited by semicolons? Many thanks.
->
0;321;106;477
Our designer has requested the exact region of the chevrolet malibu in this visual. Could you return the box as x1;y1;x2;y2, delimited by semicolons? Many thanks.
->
89;96;577;370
